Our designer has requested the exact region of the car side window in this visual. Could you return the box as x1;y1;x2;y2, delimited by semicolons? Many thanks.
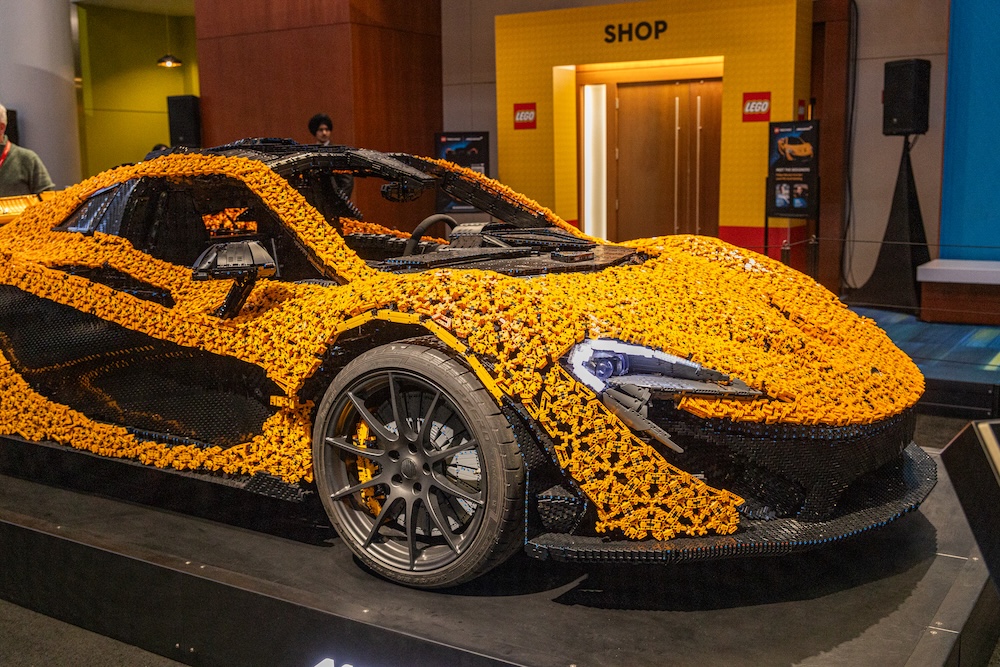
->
56;174;326;281
112;178;209;267
55;179;140;235
115;175;326;281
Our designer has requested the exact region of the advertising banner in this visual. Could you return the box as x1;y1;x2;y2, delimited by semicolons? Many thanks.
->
435;132;490;213
766;120;819;219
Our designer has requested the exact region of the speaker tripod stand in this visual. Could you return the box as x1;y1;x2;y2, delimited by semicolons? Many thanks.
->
846;135;931;312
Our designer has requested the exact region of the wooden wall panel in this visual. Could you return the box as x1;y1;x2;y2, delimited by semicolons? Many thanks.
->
921;283;1000;325
351;26;442;153
195;0;442;230
197;24;355;147
350;20;442;230
348;0;440;35
195;0;350;39
812;0;851;293
813;0;850;24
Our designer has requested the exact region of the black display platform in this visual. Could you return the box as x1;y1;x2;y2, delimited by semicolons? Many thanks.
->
941;421;1000;588
0;435;997;667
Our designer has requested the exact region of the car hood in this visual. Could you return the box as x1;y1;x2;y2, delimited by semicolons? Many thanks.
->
355;234;922;428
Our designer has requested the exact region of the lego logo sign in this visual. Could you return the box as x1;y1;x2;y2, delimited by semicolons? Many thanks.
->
742;92;771;122
514;103;537;130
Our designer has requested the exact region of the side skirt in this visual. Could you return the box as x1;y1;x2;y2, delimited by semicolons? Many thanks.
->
0;434;313;505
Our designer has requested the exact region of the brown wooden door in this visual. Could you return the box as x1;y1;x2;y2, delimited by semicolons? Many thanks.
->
609;79;722;241
690;80;722;238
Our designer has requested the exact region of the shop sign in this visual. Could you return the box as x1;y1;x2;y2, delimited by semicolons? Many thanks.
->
514;103;537;130
604;20;668;43
766;120;820;219
742;92;771;122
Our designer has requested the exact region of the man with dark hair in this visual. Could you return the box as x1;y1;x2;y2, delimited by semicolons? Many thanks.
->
0;103;54;196
308;112;353;200
308;113;333;144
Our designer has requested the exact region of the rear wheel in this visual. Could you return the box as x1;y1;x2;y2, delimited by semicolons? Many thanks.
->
312;341;524;588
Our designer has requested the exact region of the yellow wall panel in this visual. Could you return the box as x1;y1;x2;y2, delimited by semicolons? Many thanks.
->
79;6;199;176
495;0;812;233
552;66;579;223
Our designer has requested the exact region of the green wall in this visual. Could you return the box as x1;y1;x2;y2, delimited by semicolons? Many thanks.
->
78;5;199;177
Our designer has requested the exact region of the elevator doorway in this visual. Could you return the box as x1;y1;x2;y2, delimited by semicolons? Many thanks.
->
578;66;723;242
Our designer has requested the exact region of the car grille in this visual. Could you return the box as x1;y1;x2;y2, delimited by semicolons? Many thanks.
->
646;401;916;521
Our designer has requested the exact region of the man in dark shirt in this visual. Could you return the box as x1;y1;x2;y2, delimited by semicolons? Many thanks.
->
308;113;354;200
0;103;55;196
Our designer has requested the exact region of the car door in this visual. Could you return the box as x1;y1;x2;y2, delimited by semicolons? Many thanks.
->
0;174;322;451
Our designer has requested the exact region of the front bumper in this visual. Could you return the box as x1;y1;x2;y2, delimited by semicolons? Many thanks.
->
526;443;936;563
650;406;918;521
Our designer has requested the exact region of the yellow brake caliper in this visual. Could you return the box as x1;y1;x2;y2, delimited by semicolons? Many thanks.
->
354;421;383;515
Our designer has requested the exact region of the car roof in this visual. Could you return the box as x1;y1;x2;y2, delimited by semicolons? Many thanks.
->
147;139;556;229
151;138;437;189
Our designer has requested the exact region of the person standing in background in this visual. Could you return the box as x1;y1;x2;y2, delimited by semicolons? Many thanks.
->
308;112;353;200
0;103;54;196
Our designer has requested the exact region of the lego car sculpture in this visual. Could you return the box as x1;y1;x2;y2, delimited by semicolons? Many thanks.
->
0;139;934;588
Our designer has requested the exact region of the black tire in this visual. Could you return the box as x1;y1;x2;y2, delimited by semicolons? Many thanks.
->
312;341;525;588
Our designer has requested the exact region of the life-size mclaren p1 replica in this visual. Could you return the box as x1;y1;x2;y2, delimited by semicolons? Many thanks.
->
0;139;934;588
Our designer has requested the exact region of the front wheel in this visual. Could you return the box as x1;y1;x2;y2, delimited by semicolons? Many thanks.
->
312;341;524;588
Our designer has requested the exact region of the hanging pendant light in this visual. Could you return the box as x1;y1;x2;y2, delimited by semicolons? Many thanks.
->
157;53;183;68
157;13;183;68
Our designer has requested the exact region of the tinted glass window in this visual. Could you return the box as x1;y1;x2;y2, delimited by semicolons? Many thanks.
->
111;175;325;280
55;179;139;235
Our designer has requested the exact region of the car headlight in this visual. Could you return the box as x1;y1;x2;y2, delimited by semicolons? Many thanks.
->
565;339;759;398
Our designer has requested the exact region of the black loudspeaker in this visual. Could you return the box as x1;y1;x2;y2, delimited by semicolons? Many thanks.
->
168;95;201;147
941;421;1000;585
883;59;930;136
5;109;19;145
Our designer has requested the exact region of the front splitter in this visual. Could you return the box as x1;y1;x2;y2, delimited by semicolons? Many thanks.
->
527;443;937;563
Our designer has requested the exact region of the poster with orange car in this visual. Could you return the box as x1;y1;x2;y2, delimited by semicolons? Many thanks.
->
766;121;819;219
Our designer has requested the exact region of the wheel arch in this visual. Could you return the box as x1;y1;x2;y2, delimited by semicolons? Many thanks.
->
296;310;504;411
299;310;591;544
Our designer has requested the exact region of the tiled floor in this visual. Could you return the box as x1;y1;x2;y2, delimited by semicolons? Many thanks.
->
855;307;1000;386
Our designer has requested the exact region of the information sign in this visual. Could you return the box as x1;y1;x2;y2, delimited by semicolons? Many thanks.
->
766;120;819;219
435;132;490;213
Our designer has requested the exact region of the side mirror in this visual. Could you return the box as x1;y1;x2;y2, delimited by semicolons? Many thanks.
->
192;240;277;318
192;240;276;281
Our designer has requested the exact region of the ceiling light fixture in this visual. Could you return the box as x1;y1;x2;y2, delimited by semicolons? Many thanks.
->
157;13;183;68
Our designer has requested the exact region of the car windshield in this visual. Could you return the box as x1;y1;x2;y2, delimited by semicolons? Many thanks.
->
137;142;613;278
204;141;562;231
